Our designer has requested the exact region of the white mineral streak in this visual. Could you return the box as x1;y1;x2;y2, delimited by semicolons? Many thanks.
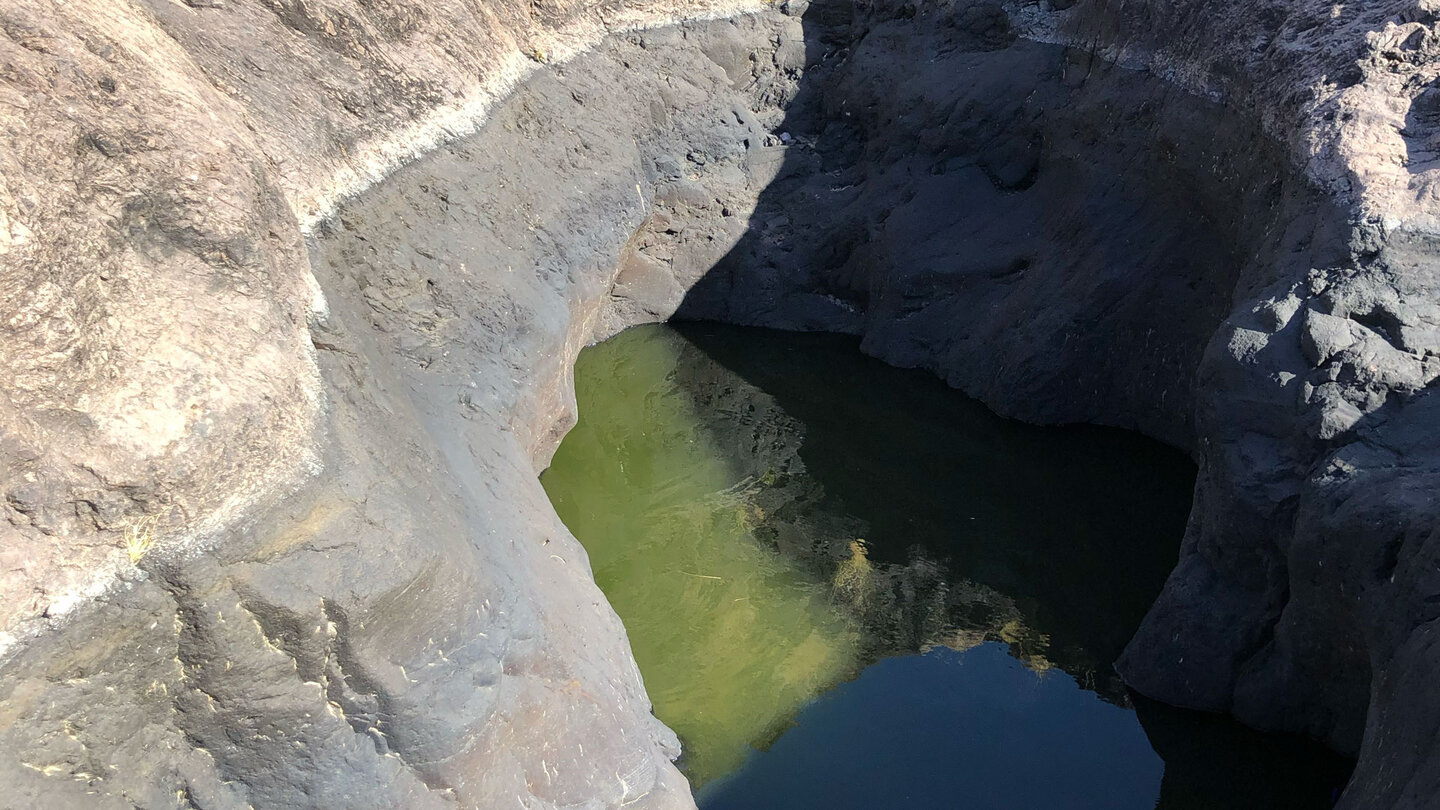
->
293;0;769;232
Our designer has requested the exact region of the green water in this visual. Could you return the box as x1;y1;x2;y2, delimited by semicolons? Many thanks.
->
541;326;861;784
541;323;1351;804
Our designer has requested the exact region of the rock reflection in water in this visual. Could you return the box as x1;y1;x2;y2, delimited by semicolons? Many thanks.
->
666;321;1194;695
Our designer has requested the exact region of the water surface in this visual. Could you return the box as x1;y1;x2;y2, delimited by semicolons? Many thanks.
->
701;643;1162;810
541;323;1351;806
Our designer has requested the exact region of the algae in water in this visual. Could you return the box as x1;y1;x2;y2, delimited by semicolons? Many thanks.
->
541;326;861;785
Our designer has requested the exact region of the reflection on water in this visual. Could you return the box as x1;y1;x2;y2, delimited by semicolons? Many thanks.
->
541;323;1351;804
699;643;1164;810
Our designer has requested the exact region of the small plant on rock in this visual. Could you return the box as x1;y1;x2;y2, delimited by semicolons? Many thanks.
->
122;515;160;564
832;538;875;608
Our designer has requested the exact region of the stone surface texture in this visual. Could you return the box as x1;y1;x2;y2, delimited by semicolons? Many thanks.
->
3;0;1440;809
0;2;765;808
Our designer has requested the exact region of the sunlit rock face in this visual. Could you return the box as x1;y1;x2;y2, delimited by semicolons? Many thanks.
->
2;0;1440;808
0;3;766;809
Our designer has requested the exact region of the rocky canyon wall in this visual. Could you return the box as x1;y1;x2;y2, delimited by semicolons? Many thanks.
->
4;1;1440;809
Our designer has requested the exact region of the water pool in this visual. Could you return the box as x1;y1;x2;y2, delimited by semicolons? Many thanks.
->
541;323;1350;808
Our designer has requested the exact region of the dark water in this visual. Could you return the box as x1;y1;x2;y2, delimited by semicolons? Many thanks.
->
541;323;1352;807
700;643;1163;810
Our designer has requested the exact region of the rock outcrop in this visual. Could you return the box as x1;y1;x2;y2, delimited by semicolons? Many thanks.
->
1036;7;1440;808
4;0;1440;808
0;2;768;808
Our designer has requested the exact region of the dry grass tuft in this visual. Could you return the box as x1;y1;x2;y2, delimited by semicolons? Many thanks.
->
122;515;160;564
832;538;875;608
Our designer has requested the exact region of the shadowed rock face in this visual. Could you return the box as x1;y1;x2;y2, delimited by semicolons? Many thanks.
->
3;0;1440;808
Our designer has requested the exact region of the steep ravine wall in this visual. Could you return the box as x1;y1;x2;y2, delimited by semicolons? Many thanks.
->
0;2;768;808
1024;5;1440;808
4;1;1440;809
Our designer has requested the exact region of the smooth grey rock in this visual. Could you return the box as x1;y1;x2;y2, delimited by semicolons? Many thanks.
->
1302;310;1357;366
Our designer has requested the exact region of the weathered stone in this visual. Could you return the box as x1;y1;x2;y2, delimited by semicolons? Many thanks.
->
5;1;1440;809
1302;310;1357;366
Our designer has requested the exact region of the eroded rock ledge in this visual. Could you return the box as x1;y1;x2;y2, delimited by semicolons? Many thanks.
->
4;1;1440;808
